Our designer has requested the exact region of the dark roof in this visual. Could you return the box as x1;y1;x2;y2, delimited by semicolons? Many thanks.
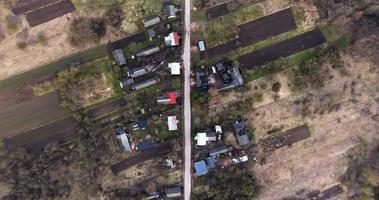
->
163;4;177;17
233;119;250;146
147;29;157;38
165;186;182;198
206;157;216;168
137;140;154;151
209;145;230;156
112;49;127;66
138;119;148;129
212;60;244;91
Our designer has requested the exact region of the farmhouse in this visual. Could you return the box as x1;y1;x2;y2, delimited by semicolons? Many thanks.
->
112;49;127;66
211;60;244;91
165;32;181;47
194;160;208;176
157;92;178;105
195;70;210;93
133;78;159;91
163;4;178;19
136;46;161;57
168;62;181;75
143;16;161;27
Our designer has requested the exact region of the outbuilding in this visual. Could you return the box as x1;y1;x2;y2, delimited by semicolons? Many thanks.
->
112;49;127;66
167;116;178;131
143;16;161;27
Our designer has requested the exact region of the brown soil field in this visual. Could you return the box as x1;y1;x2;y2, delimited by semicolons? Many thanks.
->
0;90;65;138
6;117;80;154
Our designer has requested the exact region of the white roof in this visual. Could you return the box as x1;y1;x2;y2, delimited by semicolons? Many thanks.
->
215;125;222;133
117;133;132;152
167;116;178;131
168;62;181;75
195;132;207;146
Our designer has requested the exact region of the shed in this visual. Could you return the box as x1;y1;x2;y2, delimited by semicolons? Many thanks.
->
112;49;127;66
136;46;160;57
128;66;148;78
206;156;216;169
119;78;133;89
165;186;182;198
198;40;206;51
147;29;157;40
133;78;158;91
209;145;231;157
168;62;181;75
143;16;161;27
167;116;178;131
206;132;217;141
137;140;154;151
165;32;181;46
194;160;208;176
163;4;177;18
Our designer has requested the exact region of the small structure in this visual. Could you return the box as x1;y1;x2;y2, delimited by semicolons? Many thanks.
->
194;160;208;176
167;116;178;131
209;145;231;157
112;49;127;66
133;78;159;91
165;186;182;198
232;155;249;164
165;32;181;47
147;29;157;41
206;156;217;169
143;16;161;27
128;66;148;78
194;132;207;146
136;46;160;57
198;40;206;51
211;60;244;91
119;78;134;89
233;119;250;146
195;70;210;93
163;158;176;169
163;4;178;19
157;92;178;105
132;119;148;131
137;140;154;151
115;128;132;152
206;132;217;141
168;62;181;75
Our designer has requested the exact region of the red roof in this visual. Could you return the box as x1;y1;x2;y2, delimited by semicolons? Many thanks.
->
173;32;180;45
166;92;177;104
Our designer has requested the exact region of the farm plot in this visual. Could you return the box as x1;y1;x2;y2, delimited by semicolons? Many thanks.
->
261;125;311;153
111;142;172;174
26;0;76;27
87;97;127;119
206;3;229;20
239;29;326;69
0;92;65;138
206;8;296;57
12;0;61;15
6;117;80;154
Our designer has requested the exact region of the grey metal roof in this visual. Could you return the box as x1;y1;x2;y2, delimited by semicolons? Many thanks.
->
143;16;161;27
112;49;126;66
209;145;230;157
133;78;158;90
163;4;177;18
136;46;160;57
165;186;182;198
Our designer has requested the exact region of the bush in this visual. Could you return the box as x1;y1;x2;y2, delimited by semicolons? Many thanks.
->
69;17;107;46
36;33;48;45
105;8;125;28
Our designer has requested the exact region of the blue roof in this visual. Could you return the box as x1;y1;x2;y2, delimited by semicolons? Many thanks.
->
194;160;208;176
138;120;148;129
206;157;216;169
137;140;154;151
198;40;206;51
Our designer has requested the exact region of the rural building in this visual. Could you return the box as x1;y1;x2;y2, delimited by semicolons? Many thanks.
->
206;156;217;169
165;32;181;47
119;78;133;89
165;186;182;198
132;119;148;131
136;46;161;57
206;132;217;141
133;78;159;91
112;49;127;66
137;140;154;151
115;128;132;152
194;160;208;176
157;92;178;105
168;62;181;75
143;16;161;27
209;145;231;157
167;116;178;131
195;70;210;93
232;155;249;164
147;29;157;41
233;119;250;146
163;4;178;18
128;66;148;78
195;132;207;146
211;61;244;91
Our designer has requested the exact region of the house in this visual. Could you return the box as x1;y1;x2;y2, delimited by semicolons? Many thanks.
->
112;49;127;66
137;140;154;151
157;92;178;105
164;32;181;47
195;70;210;93
133;78;159;91
206;156;217;169
194;160;208;176
167;116;178;131
209;145;231;157
119;78;134;89
115;128;132;152
211;60;244;91
233;119;250;146
147;29;157;41
128;66;148;78
198;40;206;51
143;16;161;27
136;46;160;57
165;186;182;198
168;62;181;75
194;132;207;146
163;4;178;19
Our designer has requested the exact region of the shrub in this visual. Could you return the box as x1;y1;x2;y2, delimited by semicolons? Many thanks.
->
105;8;125;28
272;82;281;93
69;17;107;46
